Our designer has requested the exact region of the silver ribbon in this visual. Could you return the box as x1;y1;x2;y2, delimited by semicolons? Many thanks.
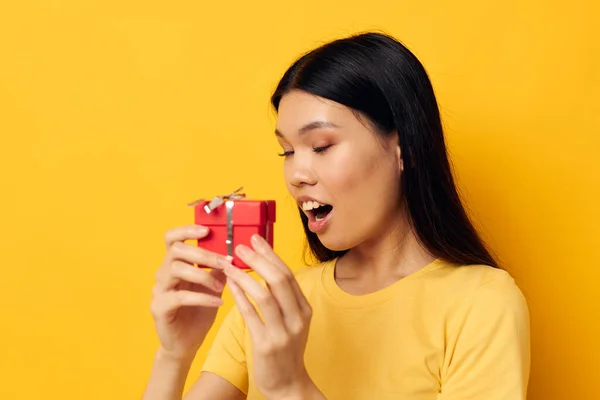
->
225;200;234;257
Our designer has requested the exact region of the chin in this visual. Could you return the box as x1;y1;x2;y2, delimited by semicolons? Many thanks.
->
316;231;354;253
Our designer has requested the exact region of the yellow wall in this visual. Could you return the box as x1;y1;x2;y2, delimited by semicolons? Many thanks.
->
0;1;597;399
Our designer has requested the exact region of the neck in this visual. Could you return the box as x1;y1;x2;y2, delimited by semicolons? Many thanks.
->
337;208;436;282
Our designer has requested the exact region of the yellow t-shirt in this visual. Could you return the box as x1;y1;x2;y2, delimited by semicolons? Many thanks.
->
201;258;530;399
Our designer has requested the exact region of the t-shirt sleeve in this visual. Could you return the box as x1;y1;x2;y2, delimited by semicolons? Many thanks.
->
439;272;531;400
200;305;249;394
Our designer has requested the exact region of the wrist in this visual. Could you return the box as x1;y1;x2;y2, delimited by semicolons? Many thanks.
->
155;346;196;367
143;347;196;400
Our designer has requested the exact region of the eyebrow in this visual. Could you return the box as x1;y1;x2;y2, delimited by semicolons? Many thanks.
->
275;121;341;138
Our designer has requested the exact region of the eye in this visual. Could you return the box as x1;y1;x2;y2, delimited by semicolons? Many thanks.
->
313;145;331;154
277;150;294;157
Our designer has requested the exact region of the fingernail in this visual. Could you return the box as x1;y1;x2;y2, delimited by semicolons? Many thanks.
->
196;226;208;235
216;255;231;267
236;244;251;257
250;234;261;247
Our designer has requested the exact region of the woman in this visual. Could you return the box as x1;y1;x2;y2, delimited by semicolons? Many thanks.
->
143;32;530;400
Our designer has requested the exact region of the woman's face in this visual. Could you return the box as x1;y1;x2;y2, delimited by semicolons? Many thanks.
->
275;89;404;251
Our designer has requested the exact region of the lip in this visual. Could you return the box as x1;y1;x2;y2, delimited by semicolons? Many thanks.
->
295;195;333;233
307;207;333;233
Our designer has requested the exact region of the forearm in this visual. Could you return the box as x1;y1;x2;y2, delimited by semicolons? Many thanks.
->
142;348;195;400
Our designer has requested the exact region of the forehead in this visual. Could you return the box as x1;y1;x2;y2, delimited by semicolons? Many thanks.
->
275;90;357;137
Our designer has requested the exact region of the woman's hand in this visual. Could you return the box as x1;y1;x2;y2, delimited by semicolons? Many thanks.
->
150;225;229;362
218;234;325;400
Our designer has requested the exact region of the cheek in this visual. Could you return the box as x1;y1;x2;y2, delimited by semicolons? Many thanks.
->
327;149;401;227
321;147;383;194
316;149;360;190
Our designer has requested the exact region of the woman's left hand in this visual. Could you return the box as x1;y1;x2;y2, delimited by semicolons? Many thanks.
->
217;234;324;400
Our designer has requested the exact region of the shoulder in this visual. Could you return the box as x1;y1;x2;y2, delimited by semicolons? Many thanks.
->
433;261;526;300
433;262;530;328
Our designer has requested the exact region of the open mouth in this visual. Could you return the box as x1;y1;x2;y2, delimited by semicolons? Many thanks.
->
301;201;333;222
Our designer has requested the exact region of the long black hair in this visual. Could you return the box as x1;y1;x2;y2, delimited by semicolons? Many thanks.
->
271;32;499;268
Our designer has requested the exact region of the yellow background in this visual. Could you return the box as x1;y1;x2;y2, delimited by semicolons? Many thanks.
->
0;1;598;399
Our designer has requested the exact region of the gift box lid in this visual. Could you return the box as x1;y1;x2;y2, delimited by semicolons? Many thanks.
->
194;199;276;226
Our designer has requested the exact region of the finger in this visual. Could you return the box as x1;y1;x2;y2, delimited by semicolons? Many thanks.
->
154;261;225;295
250;236;312;317
235;243;303;324
287;273;312;318
222;261;287;333
248;235;311;317
168;241;227;270
210;268;227;289
250;234;289;273
164;225;210;249
227;278;265;339
151;290;223;319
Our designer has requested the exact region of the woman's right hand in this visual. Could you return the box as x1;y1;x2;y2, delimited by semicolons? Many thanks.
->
150;225;228;362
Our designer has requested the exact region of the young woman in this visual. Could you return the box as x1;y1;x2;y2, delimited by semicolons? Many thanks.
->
143;32;530;400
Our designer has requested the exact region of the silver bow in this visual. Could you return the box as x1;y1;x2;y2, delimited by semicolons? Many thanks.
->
187;186;246;213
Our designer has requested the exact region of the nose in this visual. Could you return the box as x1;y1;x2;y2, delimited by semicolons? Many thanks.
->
287;155;317;188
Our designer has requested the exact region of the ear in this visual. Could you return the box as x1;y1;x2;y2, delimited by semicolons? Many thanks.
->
396;143;404;172
387;130;404;172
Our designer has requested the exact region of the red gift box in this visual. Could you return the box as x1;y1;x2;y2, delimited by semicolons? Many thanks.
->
191;194;276;270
